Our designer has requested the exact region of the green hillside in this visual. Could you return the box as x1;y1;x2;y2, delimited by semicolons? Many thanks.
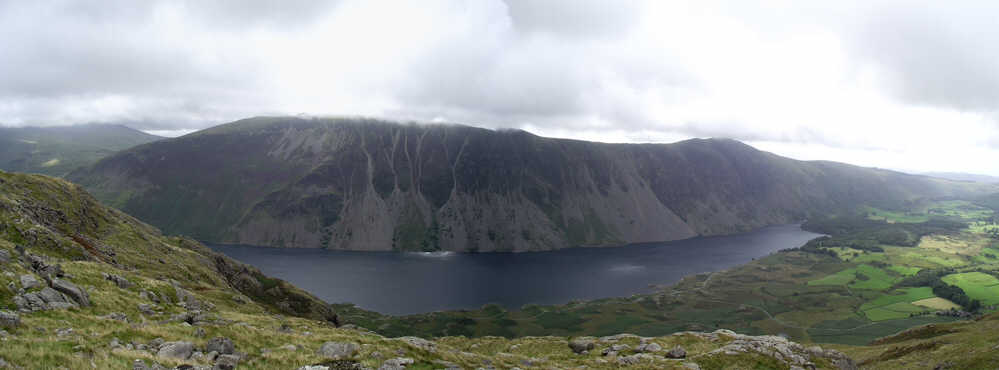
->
0;124;162;177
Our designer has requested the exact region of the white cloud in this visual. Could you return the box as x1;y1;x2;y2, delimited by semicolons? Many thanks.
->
1;0;999;174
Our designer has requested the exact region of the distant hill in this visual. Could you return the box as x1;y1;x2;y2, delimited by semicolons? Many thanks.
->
923;171;999;183
69;116;996;252
0;124;162;176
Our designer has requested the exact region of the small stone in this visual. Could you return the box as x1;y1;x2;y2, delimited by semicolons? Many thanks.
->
194;327;206;338
611;344;631;352
138;304;156;315
103;273;133;289
132;359;150;370
667;345;687;359
379;357;414;370
149;338;165;349
682;363;701;370
0;249;10;264
102;312;128;322
280;344;298;351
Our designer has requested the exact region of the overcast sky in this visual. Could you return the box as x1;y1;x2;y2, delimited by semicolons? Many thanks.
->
2;1;999;175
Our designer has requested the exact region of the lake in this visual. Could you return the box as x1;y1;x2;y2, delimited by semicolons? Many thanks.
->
209;224;820;315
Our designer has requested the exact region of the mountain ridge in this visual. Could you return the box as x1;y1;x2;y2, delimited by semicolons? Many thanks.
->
69;116;994;252
0;124;162;177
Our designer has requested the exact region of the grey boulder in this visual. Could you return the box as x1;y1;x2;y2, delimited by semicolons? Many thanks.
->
317;341;359;359
19;274;40;290
569;338;595;354
157;341;194;360
213;354;240;370
205;337;235;355
0;310;19;329
50;278;90;307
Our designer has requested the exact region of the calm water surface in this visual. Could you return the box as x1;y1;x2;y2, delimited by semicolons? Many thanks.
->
209;224;819;315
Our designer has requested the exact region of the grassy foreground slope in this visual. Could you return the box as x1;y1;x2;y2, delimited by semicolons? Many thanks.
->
0;170;869;369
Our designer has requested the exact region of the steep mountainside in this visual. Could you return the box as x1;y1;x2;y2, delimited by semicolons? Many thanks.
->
0;124;162;177
70;117;991;251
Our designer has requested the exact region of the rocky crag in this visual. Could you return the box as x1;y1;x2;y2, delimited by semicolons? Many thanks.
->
69;117;991;251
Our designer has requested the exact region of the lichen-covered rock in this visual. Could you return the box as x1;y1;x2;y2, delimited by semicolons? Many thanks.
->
636;342;662;353
205;337;235;355
157;341;194;360
569;338;595;354
397;336;435;352
706;330;857;369
102;273;133;289
19;274;40;290
617;353;654;365
213;354;240;370
50;278;90;306
0;310;19;329
668;345;687;359
14;292;49;311
317;341;359;359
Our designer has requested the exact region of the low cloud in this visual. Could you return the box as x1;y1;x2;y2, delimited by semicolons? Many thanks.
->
1;1;999;173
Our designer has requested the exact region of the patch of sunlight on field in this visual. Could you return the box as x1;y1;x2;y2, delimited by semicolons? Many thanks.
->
917;235;983;256
901;252;966;268
41;158;60;167
912;297;961;310
942;272;999;305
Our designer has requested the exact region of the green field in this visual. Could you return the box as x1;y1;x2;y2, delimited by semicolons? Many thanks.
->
942;272;999;305
863;206;929;223
806;264;901;290
849;265;900;290
860;287;935;311
808;267;857;286
888;265;921;276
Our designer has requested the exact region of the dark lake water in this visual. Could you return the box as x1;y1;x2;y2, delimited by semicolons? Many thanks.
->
209;224;820;315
